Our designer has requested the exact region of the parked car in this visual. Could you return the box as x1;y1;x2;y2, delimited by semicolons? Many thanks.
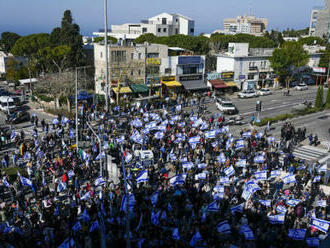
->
6;111;30;124
215;98;238;115
238;90;257;98
295;83;308;91
257;88;272;96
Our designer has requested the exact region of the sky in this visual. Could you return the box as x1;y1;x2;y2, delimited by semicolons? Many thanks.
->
0;0;325;36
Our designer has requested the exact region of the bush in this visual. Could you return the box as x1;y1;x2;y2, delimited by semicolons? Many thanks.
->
59;95;67;105
35;94;54;102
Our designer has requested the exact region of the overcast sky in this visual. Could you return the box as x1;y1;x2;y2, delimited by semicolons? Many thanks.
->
0;0;325;36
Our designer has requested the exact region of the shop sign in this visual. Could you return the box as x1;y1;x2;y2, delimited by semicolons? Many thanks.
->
221;72;234;80
161;76;176;82
179;74;203;81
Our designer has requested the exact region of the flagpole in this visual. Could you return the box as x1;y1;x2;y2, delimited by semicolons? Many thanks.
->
86;121;102;177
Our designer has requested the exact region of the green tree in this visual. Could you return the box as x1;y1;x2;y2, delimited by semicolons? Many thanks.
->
0;32;21;52
38;45;71;73
298;36;325;46
5;57;29;83
326;86;330;107
315;87;324;109
94;36;118;44
319;45;330;70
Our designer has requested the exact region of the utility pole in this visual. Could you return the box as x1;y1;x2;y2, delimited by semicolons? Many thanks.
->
75;68;79;152
104;0;109;112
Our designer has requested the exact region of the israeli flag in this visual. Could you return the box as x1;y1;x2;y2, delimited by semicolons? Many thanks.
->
306;237;319;247
286;199;301;207
219;126;229;134
270;170;281;177
276;205;287;214
10;131;17;140
190;116;198;122
172;228;180;240
311;218;330;233
151;210;161;226
268;214;285;224
81;150;88;160
136;170;148;183
157;125;167;131
169;174;186;186
220;177;230;184
200;122;209;130
154;132;164;140
125;152;133;163
242;181;260;201
2;177;10;188
217;153;226;164
224;166;235;177
189;136;200;145
235;139;244;149
242;131;251;138
217;220;231;234
226;137;234;149
197;172;207;180
230;203;244;214
313;175;321;183
180;157;188;163
23;152;31;161
69;129;75;139
116;136;125;144
170;153;177;161
95;151;106;161
236;159;246;168
205;130;217;139
146;121;157;130
254;171;267;181
176;105;182;111
240;225;254;240
254;155;265;164
317;164;327;173
61;116;69;125
198;163;207;169
20;176;33;188
57;181;67;192
189;231;203;247
316;200;326;208
267;137;275;143
259;200;271;207
94;176;106;187
182;162;194;170
72;221;82;233
211;141;218;148
255;132;264;139
172;115;181;121
52;118;59;125
288;229;306;240
192;119;203;128
178;122;185;127
89;220;99;232
214;185;225;193
132;119;143;128
282;175;296;184
81;191;91;201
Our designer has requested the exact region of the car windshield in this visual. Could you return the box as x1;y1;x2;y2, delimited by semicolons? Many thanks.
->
223;103;235;107
261;89;269;91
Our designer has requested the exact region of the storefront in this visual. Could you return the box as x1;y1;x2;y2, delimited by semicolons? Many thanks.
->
178;74;208;91
160;76;182;98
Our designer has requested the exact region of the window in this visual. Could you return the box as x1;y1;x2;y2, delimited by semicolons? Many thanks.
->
138;53;142;60
175;28;179;34
100;52;103;58
130;70;134;76
163;28;167;32
138;69;141;76
176;19;178;23
147;53;159;58
182;65;198;75
111;51;126;62
190;28;194;33
162;18;167;25
158;28;161;33
165;68;171;74
248;74;255;80
131;53;134;60
142;27;147;33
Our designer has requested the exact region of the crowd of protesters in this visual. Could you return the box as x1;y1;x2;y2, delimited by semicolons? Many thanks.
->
0;95;329;248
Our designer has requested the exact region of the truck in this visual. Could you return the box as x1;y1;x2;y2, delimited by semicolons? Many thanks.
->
216;98;237;115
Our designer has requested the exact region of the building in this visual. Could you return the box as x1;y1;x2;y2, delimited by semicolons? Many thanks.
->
93;13;195;41
222;15;268;36
0;51;13;76
215;43;322;90
309;1;330;40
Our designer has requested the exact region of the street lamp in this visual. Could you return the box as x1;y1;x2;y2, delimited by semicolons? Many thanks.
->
104;0;110;112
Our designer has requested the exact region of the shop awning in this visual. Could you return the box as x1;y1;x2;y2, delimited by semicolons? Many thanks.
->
209;79;228;89
225;82;238;87
162;81;182;87
112;87;132;94
181;80;208;90
130;84;149;93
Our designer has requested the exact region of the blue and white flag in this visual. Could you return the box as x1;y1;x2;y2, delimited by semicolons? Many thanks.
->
254;171;267;181
79;209;90;222
89;220;99;232
207;200;220;212
157;125;167;131
120;194;136;213
176;133;185;139
236;159;246;168
217;153;226;164
313;175;321;183
267;137;275;143
189;136;200;145
176;105;182;112
254;155;265;164
151;210;161;226
219;126;229;134
242;131;251;138
69;129;75;139
131;119;143;128
217;220;231;234
68;170;75;179
235;139;244;149
197;172;207;180
20;176;33;188
240;225;254;240
182;162;194;170
81;150;88;160
95;151;106;161
259;199;271;207
220;177;230;184
268;214;285;224
316;200;327;208
146;121;157;130
61;116;69;125
172;228;180;240
276;205;287;214
94;176;106;187
10;131;17;140
172;115;180;121
154;132;164;140
150;192;159;207
169;153;177;161
57;181;67;192
306;237;320;247
136;170;148;183
286;199;301;207
23;152;31;161
282;175;296;184
116;136;125;144
72;221;81;233
190;116;198;122
230;203;244;214
255;132;264;139
205;130;217;139
211;141;218;148
214;185;225;193
224;166;235;177
125;152;133;163
52;118;59;125
288;229;306;240
169;174;186;186
80;191;91;201
2;177;10;188
226;137;234;150
311;218;330;233
198;163;207;169
189;231;203;247
318;164;327;173
200;122;209;130
242;181;260;201
271;170;281;177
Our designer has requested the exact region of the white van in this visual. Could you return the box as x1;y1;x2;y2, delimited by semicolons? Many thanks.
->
0;96;17;113
134;150;154;167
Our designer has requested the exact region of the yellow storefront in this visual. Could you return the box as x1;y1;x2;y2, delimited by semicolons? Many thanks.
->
160;76;182;98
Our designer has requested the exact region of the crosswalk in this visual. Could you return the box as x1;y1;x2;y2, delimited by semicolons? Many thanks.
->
280;146;329;164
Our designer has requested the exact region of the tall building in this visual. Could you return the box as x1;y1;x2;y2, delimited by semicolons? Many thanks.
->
93;13;195;41
309;0;330;40
222;15;268;36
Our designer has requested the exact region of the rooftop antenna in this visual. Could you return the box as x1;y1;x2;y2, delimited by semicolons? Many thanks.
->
249;0;253;16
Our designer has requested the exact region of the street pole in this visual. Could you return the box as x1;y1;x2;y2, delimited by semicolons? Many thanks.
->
104;0;109;112
75;68;79;152
327;59;330;84
86;121;102;177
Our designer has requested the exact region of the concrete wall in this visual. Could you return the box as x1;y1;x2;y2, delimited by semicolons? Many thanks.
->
217;57;235;73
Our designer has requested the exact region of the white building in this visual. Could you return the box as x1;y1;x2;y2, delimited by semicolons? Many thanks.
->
93;13;195;41
0;51;13;76
221;15;268;36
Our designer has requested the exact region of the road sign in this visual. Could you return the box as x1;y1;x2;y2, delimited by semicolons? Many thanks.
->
256;101;262;112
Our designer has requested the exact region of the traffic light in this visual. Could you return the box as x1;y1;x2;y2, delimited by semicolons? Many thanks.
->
256;101;262;112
